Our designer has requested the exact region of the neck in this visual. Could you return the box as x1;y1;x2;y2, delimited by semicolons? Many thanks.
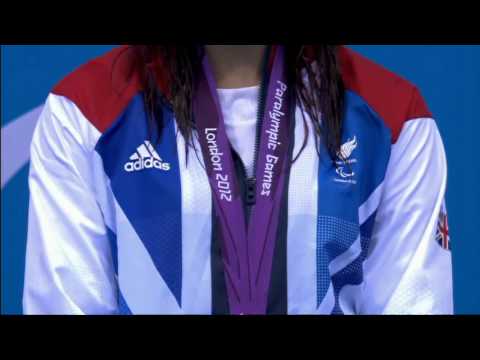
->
205;45;267;89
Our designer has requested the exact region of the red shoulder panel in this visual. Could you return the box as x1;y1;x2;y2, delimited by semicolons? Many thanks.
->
52;45;169;133
338;46;432;143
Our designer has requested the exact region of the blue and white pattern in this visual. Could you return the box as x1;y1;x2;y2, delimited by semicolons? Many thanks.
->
314;90;392;314
23;90;453;314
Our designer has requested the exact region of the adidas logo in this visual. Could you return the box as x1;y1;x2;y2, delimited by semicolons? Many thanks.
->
124;141;171;172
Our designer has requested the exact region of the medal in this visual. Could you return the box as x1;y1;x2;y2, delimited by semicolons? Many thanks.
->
193;45;292;314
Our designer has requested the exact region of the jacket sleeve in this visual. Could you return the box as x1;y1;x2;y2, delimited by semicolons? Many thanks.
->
359;117;453;314
23;94;118;315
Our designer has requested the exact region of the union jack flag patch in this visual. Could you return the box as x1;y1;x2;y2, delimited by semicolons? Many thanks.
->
436;201;450;251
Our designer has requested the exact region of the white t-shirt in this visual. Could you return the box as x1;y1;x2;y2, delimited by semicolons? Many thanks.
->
217;85;260;178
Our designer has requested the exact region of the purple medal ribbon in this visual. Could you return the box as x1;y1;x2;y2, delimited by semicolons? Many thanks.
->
193;46;291;315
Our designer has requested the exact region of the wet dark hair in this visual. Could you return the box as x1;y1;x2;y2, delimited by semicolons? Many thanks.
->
129;45;344;161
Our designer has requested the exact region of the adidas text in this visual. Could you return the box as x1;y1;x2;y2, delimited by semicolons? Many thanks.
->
124;158;171;172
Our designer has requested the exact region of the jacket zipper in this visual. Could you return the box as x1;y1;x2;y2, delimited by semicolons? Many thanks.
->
243;46;272;208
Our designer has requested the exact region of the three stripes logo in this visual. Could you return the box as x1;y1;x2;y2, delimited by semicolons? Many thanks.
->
124;141;171;172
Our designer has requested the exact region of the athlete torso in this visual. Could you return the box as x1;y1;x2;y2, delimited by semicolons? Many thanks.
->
23;46;453;314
